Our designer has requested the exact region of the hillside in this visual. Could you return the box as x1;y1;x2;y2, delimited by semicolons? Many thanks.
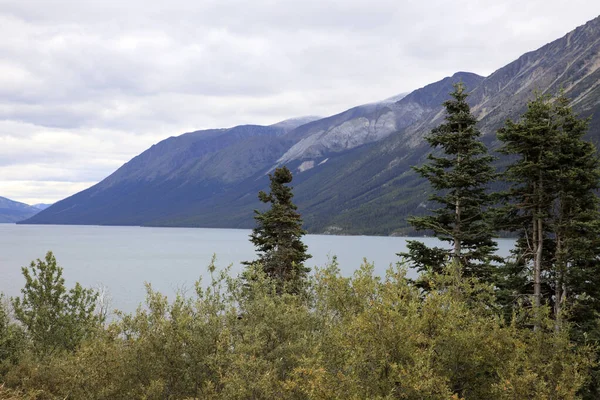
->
22;16;600;234
0;197;41;223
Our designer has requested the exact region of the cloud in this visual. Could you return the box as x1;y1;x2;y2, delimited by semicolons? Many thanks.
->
0;180;96;205
1;0;599;203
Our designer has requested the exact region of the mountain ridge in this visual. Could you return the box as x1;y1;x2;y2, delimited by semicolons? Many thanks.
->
0;196;42;223
21;15;600;235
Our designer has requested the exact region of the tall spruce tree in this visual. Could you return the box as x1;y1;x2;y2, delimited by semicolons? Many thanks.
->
497;93;600;333
245;166;311;293
400;83;498;281
496;94;557;320
550;95;600;330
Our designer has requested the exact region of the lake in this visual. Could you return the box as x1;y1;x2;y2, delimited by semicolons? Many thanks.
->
0;224;515;313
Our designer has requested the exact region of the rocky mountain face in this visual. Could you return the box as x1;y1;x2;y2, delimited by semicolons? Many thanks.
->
274;91;417;167
22;16;600;234
471;15;600;142
0;196;40;223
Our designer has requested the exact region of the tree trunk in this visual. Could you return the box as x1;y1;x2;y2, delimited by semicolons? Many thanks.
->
554;190;568;332
554;237;563;332
454;153;462;263
454;197;461;261
532;172;543;331
534;214;543;330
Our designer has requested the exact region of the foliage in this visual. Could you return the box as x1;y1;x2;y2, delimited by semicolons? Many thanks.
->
11;252;102;358
245;166;311;294
496;94;600;323
496;93;600;398
1;257;593;399
3;90;600;399
0;296;26;379
400;82;499;283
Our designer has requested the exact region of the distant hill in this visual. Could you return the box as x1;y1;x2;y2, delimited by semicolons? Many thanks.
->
22;16;600;235
32;203;52;210
0;197;41;223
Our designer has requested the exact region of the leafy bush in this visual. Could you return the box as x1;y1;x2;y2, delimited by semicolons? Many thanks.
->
11;252;102;358
0;295;26;379
3;258;594;399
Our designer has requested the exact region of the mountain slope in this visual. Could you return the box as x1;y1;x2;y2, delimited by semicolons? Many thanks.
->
22;92;431;227
287;16;600;234
472;15;600;138
23;124;293;226
0;197;40;223
22;16;600;234
274;82;476;167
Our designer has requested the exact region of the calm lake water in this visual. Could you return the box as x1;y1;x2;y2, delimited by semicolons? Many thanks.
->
0;224;515;313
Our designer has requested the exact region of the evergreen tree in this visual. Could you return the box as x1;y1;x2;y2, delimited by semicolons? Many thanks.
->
245;166;311;293
497;93;600;334
549;95;600;331
496;94;558;321
400;83;498;282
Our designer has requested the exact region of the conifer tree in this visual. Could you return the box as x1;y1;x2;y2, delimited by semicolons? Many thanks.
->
400;83;498;282
549;95;600;329
497;93;600;333
496;94;557;319
245;166;311;293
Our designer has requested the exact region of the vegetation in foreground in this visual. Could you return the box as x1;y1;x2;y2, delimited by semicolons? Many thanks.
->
2;87;600;399
1;255;594;399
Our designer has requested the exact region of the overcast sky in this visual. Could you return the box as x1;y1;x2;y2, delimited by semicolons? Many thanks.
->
1;0;599;205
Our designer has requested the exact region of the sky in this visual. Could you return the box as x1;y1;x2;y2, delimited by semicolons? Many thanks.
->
1;1;599;205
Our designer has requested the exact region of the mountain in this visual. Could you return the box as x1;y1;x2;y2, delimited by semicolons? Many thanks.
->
270;116;323;132
288;16;600;234
381;93;410;103
0;197;41;223
32;203;52;210
22;91;430;228
21;124;291;226
22;16;600;234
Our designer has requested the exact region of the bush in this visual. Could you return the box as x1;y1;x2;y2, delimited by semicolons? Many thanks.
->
1;257;595;399
11;252;102;359
0;295;26;379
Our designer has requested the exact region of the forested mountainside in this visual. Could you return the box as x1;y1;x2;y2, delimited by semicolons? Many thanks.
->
22;16;600;235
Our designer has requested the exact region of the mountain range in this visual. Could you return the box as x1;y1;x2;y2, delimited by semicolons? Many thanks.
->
21;16;600;235
0;197;45;223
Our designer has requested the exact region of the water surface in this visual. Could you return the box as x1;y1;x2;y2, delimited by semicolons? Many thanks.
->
0;224;514;313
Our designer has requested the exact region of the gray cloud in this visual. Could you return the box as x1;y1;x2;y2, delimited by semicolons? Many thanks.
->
1;0;599;204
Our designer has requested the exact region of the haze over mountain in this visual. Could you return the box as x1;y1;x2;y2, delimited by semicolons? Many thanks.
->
22;16;600;234
32;203;52;210
0;196;42;223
